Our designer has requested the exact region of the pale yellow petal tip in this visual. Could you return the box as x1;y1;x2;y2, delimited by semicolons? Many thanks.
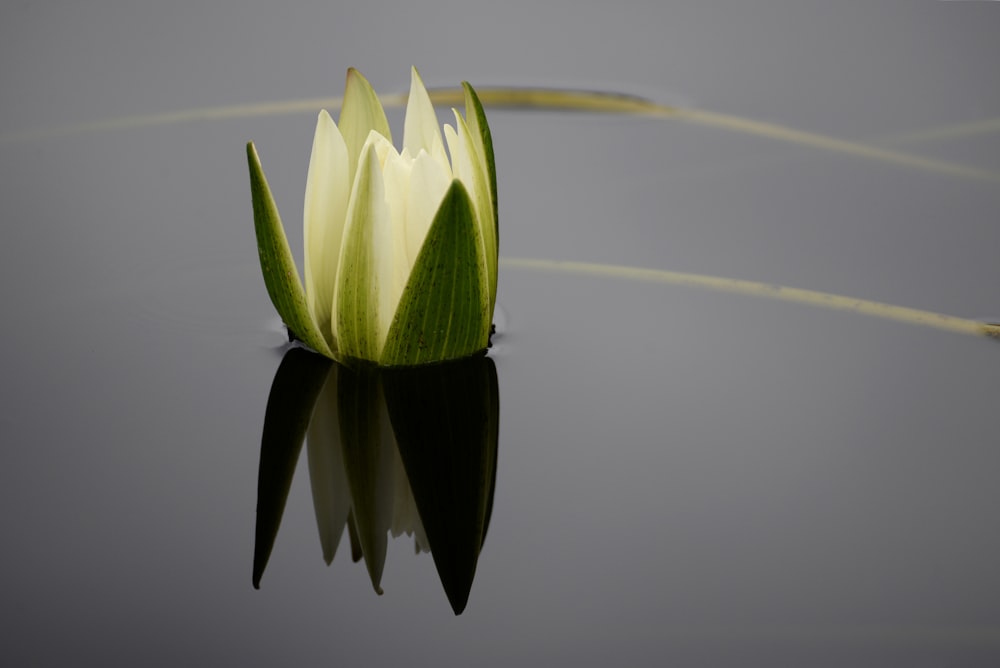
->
344;68;377;100
410;66;426;92
313;110;336;142
344;68;362;90
347;67;381;92
461;81;478;112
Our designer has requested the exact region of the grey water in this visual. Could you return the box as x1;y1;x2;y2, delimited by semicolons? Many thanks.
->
2;3;1000;666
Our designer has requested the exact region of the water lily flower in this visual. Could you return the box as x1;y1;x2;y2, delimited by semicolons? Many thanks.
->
247;67;497;366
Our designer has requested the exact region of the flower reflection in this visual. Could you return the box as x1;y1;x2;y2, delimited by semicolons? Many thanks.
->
253;349;498;614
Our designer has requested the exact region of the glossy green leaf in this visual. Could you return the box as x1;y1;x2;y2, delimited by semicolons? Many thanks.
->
380;180;490;366
246;142;334;359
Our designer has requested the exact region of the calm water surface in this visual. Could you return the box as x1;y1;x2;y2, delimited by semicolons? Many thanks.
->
2;3;999;666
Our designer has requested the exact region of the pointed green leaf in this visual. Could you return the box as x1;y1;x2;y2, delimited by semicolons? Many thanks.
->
339;68;392;190
246;142;334;359
380;180;490;366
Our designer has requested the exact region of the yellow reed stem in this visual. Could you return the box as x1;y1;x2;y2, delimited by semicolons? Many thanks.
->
501;257;1000;339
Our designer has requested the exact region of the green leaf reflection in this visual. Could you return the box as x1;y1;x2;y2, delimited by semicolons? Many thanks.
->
382;356;499;614
253;348;332;589
253;351;499;614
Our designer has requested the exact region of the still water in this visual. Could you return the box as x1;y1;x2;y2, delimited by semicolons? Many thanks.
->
2;3;999;666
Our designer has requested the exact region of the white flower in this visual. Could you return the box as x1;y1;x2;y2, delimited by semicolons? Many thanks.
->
247;67;497;366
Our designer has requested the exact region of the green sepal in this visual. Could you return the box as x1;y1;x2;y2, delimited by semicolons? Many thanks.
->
380;180;490;366
462;82;498;314
462;82;498;244
452;111;497;319
246;142;334;359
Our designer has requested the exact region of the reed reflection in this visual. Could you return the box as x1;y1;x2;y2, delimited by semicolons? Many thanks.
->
253;348;499;614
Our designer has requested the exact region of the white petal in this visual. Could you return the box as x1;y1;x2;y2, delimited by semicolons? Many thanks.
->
403;67;449;165
372;149;411;350
306;368;351;564
339;68;392;191
405;150;452;265
333;137;390;360
443;123;460;168
382;150;412;235
447;111;495;280
388;416;414;538
445;120;483;226
304;110;350;348
336;130;410;355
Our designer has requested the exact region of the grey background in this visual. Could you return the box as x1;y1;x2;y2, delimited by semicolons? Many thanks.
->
1;2;999;666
